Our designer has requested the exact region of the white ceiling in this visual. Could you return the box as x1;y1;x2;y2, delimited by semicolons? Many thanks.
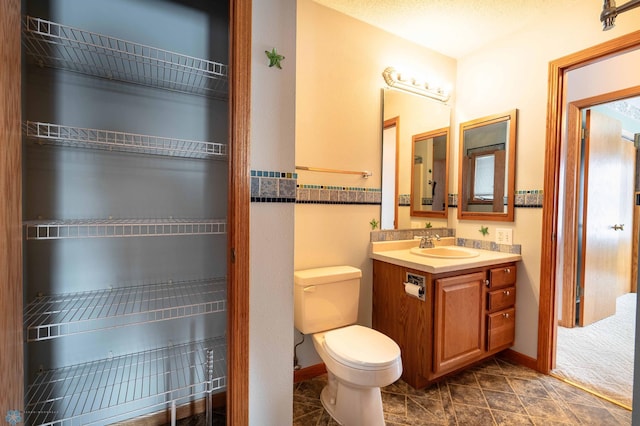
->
313;0;640;135
313;0;583;58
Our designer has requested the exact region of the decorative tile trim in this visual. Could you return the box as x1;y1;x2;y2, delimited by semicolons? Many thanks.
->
370;228;521;255
370;228;455;242
296;184;381;205
446;190;543;208
514;190;543;208
251;170;297;203
448;193;458;208
456;238;522;254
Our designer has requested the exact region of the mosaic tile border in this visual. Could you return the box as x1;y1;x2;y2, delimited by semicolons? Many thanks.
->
370;228;455;242
370;228;521;255
457;237;522;254
251;170;297;203
515;190;543;208
250;172;541;211
296;184;381;205
447;190;543;208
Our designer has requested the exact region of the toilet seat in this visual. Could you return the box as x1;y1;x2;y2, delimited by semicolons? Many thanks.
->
323;325;400;371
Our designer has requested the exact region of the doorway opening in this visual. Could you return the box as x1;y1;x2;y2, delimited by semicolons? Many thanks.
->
538;29;640;412
552;96;640;408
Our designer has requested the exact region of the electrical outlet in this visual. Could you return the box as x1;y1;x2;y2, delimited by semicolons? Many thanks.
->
496;228;513;245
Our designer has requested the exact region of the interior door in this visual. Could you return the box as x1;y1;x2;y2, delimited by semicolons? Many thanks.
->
579;109;634;326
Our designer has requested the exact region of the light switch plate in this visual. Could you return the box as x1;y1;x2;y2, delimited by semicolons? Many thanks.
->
496;228;513;245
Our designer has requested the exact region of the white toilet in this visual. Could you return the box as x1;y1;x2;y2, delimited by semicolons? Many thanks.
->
294;265;402;426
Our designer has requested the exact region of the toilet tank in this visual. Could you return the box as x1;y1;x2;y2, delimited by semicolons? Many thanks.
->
294;266;362;334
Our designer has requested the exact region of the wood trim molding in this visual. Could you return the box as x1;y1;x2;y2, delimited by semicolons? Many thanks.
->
538;30;640;374
294;363;327;383
501;349;537;371
0;0;24;415
228;0;251;425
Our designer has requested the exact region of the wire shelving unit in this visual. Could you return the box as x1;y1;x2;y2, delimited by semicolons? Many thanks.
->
25;278;227;342
24;337;227;426
21;12;230;424
23;16;228;99
24;121;228;160
24;218;227;240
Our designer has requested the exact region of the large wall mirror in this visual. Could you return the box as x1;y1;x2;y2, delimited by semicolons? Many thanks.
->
458;109;517;221
381;89;451;229
411;128;449;217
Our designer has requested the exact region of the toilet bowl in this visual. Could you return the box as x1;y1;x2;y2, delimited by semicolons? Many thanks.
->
312;325;402;426
293;266;403;426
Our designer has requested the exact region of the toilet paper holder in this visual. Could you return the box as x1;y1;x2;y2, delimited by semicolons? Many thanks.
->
404;272;426;301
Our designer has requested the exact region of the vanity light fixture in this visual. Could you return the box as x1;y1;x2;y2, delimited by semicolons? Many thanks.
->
382;67;450;103
600;0;640;30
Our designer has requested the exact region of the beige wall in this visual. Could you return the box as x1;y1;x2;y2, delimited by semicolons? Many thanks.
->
250;0;296;424
453;1;640;358
295;0;640;368
294;0;457;367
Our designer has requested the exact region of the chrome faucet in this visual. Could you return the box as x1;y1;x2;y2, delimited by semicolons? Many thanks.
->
419;234;441;248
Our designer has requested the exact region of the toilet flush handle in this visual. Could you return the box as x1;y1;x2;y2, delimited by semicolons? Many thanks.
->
303;286;317;293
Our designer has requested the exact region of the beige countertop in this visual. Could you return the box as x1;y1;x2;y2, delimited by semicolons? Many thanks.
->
370;239;522;274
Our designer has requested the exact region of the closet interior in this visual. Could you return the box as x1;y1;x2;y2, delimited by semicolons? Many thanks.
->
21;1;229;423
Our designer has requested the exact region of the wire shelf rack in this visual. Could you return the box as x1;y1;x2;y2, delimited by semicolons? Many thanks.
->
25;121;228;160
25;279;227;342
24;337;226;426
23;16;229;99
24;218;227;240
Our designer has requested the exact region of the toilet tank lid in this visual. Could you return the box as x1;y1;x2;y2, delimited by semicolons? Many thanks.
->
294;266;362;286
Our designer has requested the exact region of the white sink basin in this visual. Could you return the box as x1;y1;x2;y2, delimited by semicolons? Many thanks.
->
410;246;479;259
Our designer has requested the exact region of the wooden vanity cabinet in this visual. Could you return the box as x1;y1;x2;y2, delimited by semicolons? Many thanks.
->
372;260;517;389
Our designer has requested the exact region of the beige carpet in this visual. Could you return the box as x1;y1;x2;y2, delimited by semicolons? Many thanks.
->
553;292;635;407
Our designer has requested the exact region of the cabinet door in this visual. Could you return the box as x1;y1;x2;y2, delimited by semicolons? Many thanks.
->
433;272;485;374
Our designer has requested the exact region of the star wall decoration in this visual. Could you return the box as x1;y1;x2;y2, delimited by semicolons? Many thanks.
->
265;48;285;69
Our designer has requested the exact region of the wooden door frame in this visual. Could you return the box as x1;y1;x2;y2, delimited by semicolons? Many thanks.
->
228;0;251;424
559;91;640;329
538;30;640;373
0;0;251;422
0;0;24;416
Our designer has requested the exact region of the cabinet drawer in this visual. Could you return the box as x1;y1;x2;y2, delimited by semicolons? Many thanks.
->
487;286;516;312
487;308;515;351
488;265;517;289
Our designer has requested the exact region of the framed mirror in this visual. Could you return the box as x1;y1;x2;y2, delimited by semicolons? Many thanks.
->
381;89;451;229
457;109;517;221
410;128;449;217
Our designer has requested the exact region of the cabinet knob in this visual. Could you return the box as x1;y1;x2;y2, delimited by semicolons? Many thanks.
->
503;290;510;296
504;268;511;274
503;312;511;319
484;279;490;287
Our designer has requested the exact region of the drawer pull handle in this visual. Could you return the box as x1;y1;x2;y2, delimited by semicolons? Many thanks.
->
504;268;511;274
503;312;511;319
503;290;510;296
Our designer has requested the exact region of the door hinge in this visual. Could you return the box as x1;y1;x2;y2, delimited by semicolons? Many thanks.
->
231;247;236;263
581;127;587;140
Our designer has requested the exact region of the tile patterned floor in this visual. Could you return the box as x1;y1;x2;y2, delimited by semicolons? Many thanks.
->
293;357;632;425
